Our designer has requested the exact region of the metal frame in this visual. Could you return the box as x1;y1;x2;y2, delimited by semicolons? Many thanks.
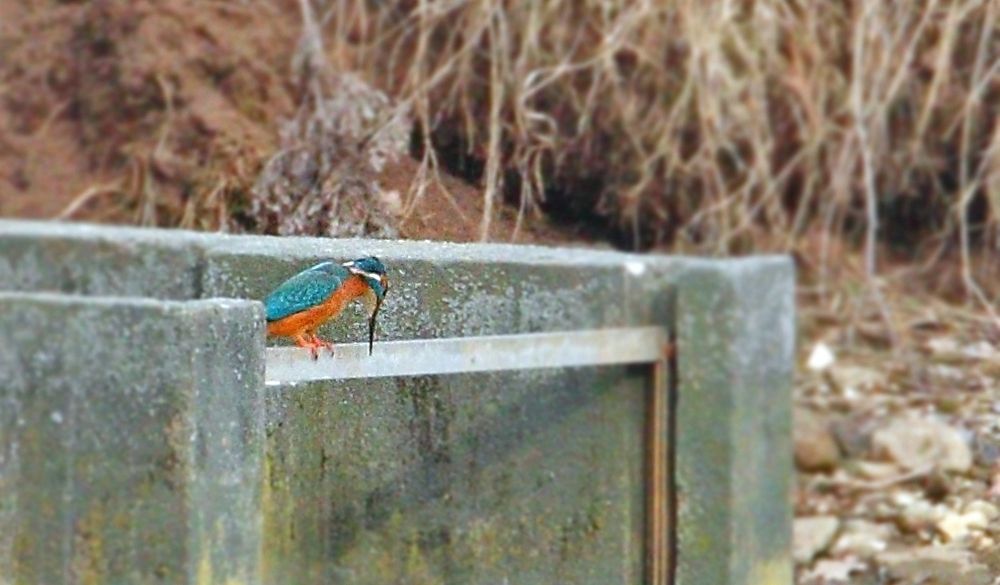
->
265;326;673;585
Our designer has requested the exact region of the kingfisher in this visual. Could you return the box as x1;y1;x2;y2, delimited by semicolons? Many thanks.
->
263;257;389;358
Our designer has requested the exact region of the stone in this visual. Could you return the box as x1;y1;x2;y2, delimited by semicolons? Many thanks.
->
972;432;1000;467
829;365;885;393
800;558;868;584
872;415;973;473
937;509;989;542
926;337;964;362
795;408;841;472
964;500;999;522
990;472;1000;498
894;491;944;533
831;519;894;558
959;341;1000;361
877;546;993;585
0;219;209;299
830;415;878;459
794;516;840;564
806;342;835;371
852;460;900;481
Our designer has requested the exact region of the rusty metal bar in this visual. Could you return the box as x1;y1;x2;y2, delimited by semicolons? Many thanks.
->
264;326;667;384
647;356;670;585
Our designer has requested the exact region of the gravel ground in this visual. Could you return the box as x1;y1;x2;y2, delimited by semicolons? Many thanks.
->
793;294;1000;585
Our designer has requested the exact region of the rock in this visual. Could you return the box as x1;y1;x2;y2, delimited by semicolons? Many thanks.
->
979;535;996;551
876;546;993;585
972;432;1000;468
799;557;868;584
831;519;894;558
807;342;836;371
937;509;990;542
794;516;841;564
920;470;952;502
852;460;900;481
964;500;999;521
795;408;842;472
989;472;1000;499
830;415;877;459
830;365;885;393
926;337;964;363
926;337;1000;365
960;341;1000;361
927;500;999;544
893;491;942;534
871;415;973;473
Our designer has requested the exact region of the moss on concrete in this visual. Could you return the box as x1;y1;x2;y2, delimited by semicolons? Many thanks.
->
260;368;647;585
0;221;795;585
0;293;264;585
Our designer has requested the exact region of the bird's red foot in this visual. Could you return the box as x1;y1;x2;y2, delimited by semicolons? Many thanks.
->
294;335;323;360
313;337;335;355
297;333;334;360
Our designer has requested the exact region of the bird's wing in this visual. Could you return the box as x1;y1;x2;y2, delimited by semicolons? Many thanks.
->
264;263;347;321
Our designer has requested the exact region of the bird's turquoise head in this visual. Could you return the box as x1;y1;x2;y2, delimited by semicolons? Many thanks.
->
343;256;389;354
344;256;388;300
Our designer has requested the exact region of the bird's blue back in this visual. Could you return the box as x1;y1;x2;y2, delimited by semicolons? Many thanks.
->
264;262;349;322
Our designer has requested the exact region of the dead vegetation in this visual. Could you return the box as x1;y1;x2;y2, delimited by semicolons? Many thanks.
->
2;0;1000;301
317;0;1000;299
331;0;999;240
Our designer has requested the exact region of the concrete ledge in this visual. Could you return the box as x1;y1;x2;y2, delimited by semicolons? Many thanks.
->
0;292;266;585
199;235;643;342
0;220;795;585
0;219;212;299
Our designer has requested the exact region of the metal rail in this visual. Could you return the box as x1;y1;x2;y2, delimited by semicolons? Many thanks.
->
264;326;667;384
264;325;673;585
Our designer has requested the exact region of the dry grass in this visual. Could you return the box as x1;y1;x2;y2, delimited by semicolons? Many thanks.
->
4;0;1000;309
317;0;1000;293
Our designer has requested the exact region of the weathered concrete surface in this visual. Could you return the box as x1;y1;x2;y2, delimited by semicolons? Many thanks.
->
0;220;796;585
201;235;794;585
670;259;796;585
0;219;211;299
614;256;795;585
200;236;659;584
0;292;266;585
262;370;647;585
199;235;642;341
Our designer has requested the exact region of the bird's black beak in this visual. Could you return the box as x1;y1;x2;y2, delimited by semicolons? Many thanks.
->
368;299;382;355
369;277;388;355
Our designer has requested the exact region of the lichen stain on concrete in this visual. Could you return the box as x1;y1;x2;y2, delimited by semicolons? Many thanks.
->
163;409;189;492
401;376;455;470
195;545;253;585
261;439;298;580
70;503;107;585
749;557;793;585
197;551;212;585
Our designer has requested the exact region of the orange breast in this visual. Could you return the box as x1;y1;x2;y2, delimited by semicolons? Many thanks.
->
266;275;368;338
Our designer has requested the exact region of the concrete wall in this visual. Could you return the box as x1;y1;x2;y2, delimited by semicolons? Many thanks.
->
0;219;794;585
0;292;264;585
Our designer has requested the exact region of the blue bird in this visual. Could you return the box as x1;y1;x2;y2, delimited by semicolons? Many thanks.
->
264;257;389;358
